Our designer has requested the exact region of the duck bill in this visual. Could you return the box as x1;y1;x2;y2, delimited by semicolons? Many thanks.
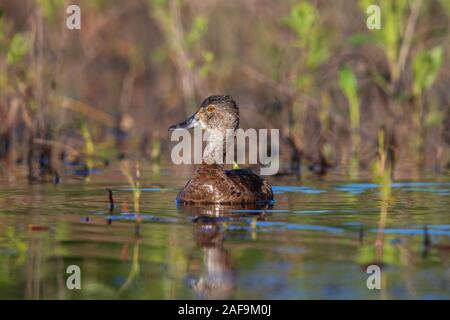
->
168;113;200;131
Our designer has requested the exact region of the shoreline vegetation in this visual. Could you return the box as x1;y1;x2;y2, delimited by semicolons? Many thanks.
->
0;0;449;183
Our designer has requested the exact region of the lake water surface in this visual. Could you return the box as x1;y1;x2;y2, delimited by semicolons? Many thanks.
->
0;167;449;299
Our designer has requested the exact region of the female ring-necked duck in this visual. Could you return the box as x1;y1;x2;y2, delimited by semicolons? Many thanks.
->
169;95;273;205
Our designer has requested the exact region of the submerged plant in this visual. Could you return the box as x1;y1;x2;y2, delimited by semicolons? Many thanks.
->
373;129;392;293
120;160;142;220
118;238;141;295
118;160;143;294
372;128;392;200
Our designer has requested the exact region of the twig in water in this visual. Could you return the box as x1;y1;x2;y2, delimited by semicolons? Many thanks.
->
107;188;115;210
358;226;364;244
423;225;431;247
422;225;432;259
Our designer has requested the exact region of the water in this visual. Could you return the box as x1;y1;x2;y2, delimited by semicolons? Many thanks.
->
0;167;449;299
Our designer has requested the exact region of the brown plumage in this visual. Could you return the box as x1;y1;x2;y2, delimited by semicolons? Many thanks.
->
177;164;273;204
169;95;274;205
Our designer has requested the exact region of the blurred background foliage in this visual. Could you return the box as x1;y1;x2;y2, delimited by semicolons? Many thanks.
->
0;0;449;181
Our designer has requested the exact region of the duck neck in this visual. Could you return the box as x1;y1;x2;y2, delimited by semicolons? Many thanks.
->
202;129;234;166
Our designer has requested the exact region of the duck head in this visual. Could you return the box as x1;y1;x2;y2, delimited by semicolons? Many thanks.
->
168;95;239;133
169;95;239;165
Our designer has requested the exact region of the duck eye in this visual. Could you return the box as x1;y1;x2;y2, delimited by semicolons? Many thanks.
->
206;105;215;112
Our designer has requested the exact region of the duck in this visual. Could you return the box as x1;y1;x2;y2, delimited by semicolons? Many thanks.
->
168;95;274;205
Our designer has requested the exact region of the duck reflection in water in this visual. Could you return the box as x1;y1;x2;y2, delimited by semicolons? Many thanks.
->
179;203;271;299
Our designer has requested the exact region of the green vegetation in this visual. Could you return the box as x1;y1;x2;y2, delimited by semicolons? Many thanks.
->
338;65;361;179
0;0;449;181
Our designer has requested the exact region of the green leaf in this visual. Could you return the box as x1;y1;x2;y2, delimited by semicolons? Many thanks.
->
283;3;316;44
151;46;167;64
35;0;65;22
338;65;358;99
283;2;329;69
186;17;208;48
295;74;313;89
425;110;443;128
346;33;378;46
412;46;443;96
6;33;29;65
199;51;214;77
338;65;360;131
